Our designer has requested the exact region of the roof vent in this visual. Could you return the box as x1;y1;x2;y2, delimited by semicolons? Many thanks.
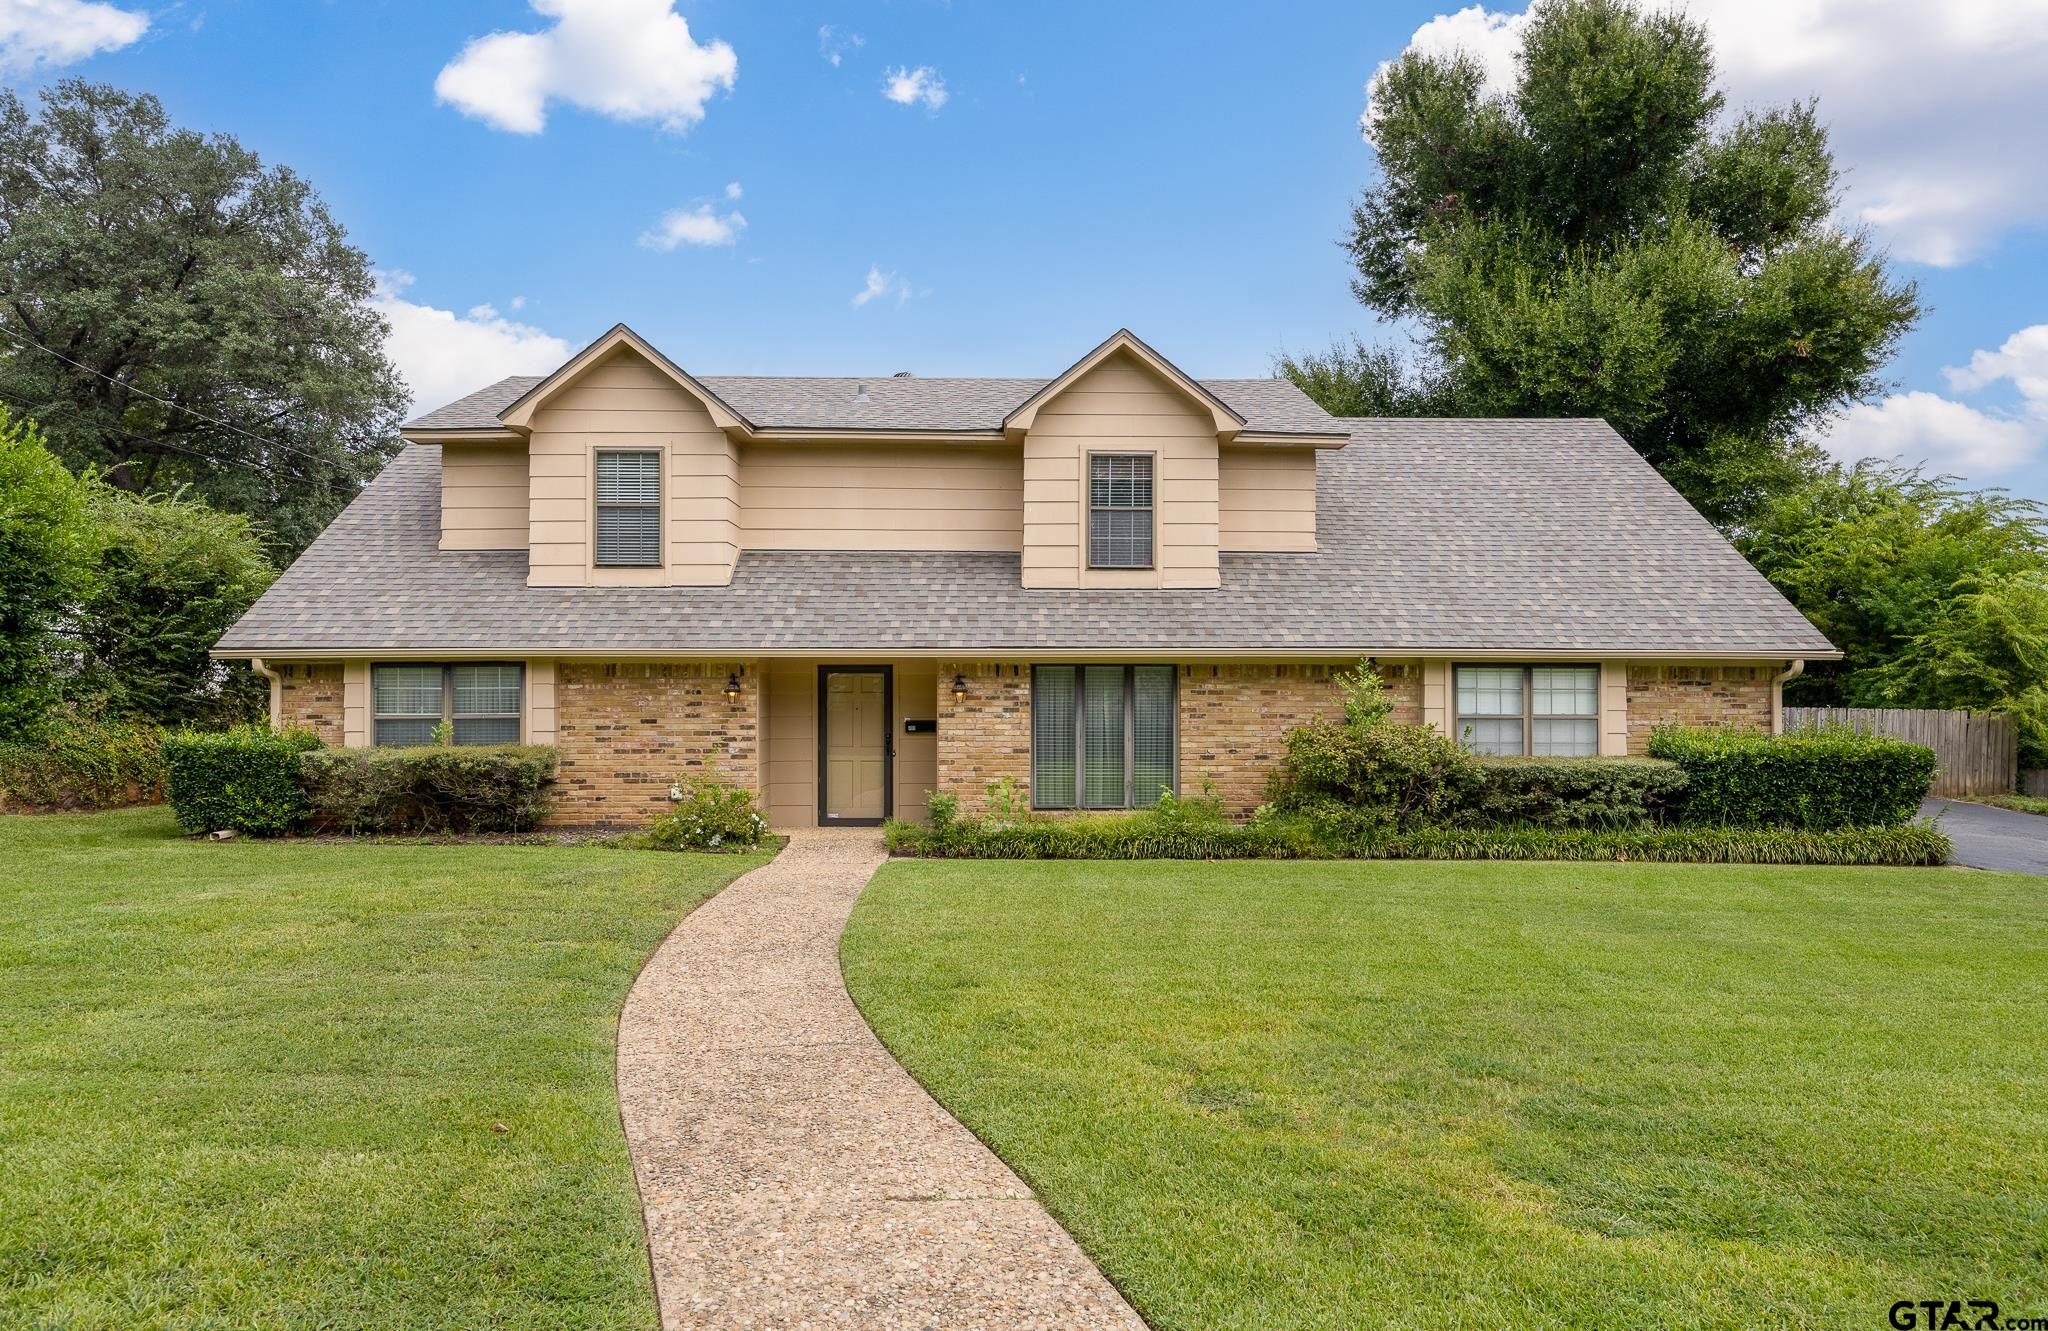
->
853;382;870;404
892;370;914;378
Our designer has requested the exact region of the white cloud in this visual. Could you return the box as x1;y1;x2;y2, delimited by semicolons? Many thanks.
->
639;202;747;250
818;24;862;67
0;0;148;72
1816;323;2048;477
723;180;742;201
1372;0;2048;266
435;0;736;136
371;271;572;413
882;65;948;111
851;265;912;308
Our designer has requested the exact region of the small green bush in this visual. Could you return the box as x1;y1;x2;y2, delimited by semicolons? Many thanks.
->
636;771;769;851
1270;717;1478;827
1649;725;1938;828
1460;756;1687;829
298;745;558;834
162;725;323;836
0;712;166;811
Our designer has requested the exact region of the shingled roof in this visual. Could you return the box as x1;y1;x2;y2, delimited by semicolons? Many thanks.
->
217;417;1834;659
405;372;1341;436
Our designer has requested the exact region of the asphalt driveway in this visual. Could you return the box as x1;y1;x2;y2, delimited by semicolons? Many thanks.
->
1922;798;2048;875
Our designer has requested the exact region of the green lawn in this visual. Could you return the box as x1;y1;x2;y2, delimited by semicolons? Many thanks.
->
0;807;769;1330
843;859;2048;1331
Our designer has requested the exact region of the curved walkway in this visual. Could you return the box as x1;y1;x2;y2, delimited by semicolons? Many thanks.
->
617;829;1146;1330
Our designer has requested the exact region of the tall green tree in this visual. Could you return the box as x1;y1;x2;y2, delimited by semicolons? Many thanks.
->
71;485;276;729
0;405;97;740
1323;0;1918;524
1740;462;2048;765
0;79;406;559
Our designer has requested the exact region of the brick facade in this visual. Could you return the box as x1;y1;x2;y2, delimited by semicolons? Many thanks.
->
1179;663;1414;813
550;661;760;826
934;662;1033;814
1625;664;1775;754
274;662;344;744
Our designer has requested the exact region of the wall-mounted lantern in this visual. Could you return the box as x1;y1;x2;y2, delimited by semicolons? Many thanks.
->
724;671;743;702
950;673;969;702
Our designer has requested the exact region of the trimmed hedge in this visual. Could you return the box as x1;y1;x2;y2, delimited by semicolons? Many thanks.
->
0;714;165;811
883;809;1952;867
1461;756;1686;828
162;725;323;835
299;746;558;834
1649;725;1937;829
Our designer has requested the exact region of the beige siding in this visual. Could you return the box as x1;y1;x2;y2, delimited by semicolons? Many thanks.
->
524;658;558;746
763;662;818;829
893;663;937;822
738;441;1022;550
342;660;370;748
1020;350;1221;589
1599;659;1629;756
439;442;529;550
1219;445;1316;553
1420;659;1451;735
525;349;740;587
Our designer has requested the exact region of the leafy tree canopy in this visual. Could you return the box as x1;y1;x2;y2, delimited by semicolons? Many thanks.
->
1740;462;2048;765
0;79;406;559
1325;0;1919;524
0;404;97;739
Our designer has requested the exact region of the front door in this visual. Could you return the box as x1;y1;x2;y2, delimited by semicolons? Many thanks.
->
819;666;892;825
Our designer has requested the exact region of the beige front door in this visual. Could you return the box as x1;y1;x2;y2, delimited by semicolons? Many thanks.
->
822;667;890;824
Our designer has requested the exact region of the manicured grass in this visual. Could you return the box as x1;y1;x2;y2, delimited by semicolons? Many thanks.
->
0;807;770;1329
843;859;2048;1331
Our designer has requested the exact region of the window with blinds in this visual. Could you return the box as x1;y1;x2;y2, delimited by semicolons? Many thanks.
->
1031;665;1176;808
1453;664;1599;757
595;450;661;566
1088;453;1154;569
372;663;523;746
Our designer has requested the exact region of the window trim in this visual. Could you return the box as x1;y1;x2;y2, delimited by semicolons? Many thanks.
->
1030;664;1177;810
593;446;664;569
1452;663;1600;757
1086;451;1157;570
371;662;524;747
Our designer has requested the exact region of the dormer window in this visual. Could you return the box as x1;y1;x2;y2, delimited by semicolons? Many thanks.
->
595;449;662;567
1088;453;1154;569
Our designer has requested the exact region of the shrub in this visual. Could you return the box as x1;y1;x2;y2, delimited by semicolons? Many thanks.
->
637;770;769;851
1460;757;1687;829
162;725;323;835
0;405;97;739
1649;725;1937;828
1270;717;1478;827
298;745;558;834
883;805;1950;867
0;711;165;811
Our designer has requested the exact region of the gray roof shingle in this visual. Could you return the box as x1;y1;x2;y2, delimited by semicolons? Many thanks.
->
404;373;1344;436
218;418;1834;658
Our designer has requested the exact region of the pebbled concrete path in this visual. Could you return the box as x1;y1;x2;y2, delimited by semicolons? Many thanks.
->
616;829;1147;1330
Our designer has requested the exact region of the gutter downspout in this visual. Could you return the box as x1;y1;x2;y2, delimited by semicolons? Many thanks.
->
1771;659;1804;734
251;657;283;731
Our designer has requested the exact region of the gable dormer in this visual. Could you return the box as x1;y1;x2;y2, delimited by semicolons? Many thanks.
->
499;325;752;589
1009;330;1240;589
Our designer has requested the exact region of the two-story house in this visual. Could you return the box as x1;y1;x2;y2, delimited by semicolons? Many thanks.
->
214;324;1836;828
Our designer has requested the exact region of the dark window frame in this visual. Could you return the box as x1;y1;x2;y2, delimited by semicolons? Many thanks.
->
1086;452;1156;570
1030;664;1177;810
371;662;523;747
594;447;663;568
1451;663;1600;757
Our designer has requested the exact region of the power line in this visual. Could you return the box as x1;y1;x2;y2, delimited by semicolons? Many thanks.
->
0;320;346;469
0;384;293;484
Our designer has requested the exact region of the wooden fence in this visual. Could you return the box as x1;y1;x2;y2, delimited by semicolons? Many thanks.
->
1783;707;2017;798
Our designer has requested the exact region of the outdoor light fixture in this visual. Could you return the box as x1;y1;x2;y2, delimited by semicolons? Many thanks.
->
951;673;969;702
723;671;742;701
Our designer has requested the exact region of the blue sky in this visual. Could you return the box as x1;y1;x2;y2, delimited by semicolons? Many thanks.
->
4;0;2046;499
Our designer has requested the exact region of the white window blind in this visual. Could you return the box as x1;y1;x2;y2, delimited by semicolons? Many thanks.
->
595;451;661;566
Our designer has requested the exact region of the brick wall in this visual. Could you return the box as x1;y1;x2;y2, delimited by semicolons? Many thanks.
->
934;662;1032;814
550;661;760;826
1180;663;1415;812
274;662;344;744
1625;664;1775;754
